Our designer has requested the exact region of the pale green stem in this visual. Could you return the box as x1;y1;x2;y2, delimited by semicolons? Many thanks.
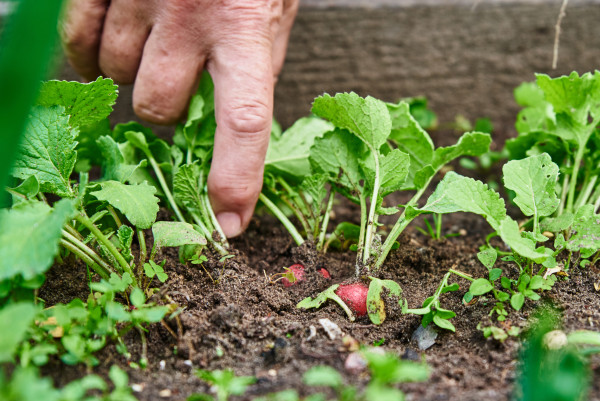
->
60;239;110;281
317;190;335;251
137;228;147;271
355;194;367;277
62;229;115;276
280;195;311;238
64;223;84;242
448;268;474;282
566;146;585;213
557;170;570;216
190;212;228;255
75;214;138;287
201;192;229;247
375;181;431;270
107;205;122;227
278;176;311;218
148;156;186;223
363;153;381;266
575;174;597;209
259;193;304;246
435;213;442;240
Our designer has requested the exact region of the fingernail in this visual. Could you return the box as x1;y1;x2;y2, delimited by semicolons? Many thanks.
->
216;212;243;238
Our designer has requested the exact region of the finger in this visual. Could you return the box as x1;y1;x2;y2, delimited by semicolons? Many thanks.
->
98;0;151;84
207;43;274;238
60;0;109;81
132;24;205;124
272;0;299;78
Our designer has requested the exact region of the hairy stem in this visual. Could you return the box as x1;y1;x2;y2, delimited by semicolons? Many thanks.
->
201;192;229;247
137;228;147;271
259;193;304;246
76;214;137;287
317;190;335;251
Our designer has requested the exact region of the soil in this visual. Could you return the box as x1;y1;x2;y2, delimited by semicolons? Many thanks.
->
38;195;600;401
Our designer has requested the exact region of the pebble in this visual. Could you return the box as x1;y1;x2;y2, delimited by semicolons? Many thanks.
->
159;389;172;398
159;360;166;370
306;325;317;341
183;360;193;367
131;383;145;393
544;330;568;350
344;352;367;374
319;318;344;340
412;324;438;350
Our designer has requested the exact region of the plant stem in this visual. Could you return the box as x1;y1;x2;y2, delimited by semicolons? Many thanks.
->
375;182;430;270
280;194;311;238
575;173;596;209
189;212;228;255
75;214;138;287
448;268;474;282
363;153;381;266
107;205;122;228
435;213;442;240
60;239;110;280
148;156;186;223
201;192;229;247
330;292;356;322
566;145;585;213
62;229;115;276
594;185;600;213
64;223;84;242
259;193;304;246
356;194;367;277
317;190;335;251
137;228;147;271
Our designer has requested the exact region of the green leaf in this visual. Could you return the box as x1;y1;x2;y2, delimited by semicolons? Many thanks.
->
367;277;402;325
469;278;494;296
173;162;204;213
529;275;544;290
362;148;410;196
130;287;145;307
510;292;525;311
152;221;207;248
311;92;391;150
91;181;159;229
265;117;333;179
124;131;151;156
7;175;39;204
11;106;77;197
420;172;507;231
0;302;38;362
502;154;559;219
310;129;366;199
431;132;491;169
540;213;574;233
567;330;600;346
567;204;600;252
489;268;503;281
477;247;498;269
387;101;434;188
0;200;74;281
499;217;549;263
97;135;144;182
303;366;343;388
297;284;340;310
432;314;456;332
37;77;118;128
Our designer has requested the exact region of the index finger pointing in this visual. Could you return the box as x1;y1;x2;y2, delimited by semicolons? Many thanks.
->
207;42;274;238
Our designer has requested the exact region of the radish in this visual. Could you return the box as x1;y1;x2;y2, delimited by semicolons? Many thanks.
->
281;264;305;287
335;283;368;316
319;268;331;279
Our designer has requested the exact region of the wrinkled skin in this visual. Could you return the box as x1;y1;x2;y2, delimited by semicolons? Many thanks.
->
61;0;299;237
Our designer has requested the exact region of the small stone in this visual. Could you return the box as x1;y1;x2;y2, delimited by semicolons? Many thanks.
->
342;335;360;352
412;324;437;350
459;228;467;236
306;325;317;341
319;318;344;340
344;352;367;375
183;360;193;367
268;369;277;377
131;383;145;393
159;360;166;370
402;348;420;361
159;389;172;398
544;330;568;350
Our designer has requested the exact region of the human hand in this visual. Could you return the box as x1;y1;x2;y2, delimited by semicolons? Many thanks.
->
61;0;299;237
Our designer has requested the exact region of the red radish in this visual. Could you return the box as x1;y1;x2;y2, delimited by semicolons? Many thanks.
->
335;283;369;316
319;268;331;279
281;264;305;287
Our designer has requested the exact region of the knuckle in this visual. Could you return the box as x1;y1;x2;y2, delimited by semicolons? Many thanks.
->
222;99;271;139
133;102;178;125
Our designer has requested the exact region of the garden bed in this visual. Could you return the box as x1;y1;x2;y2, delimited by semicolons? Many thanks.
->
39;198;600;401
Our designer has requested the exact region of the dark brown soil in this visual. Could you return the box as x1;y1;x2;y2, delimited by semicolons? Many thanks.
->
39;193;600;401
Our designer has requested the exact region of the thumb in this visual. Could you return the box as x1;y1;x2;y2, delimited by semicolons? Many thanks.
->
207;43;274;238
